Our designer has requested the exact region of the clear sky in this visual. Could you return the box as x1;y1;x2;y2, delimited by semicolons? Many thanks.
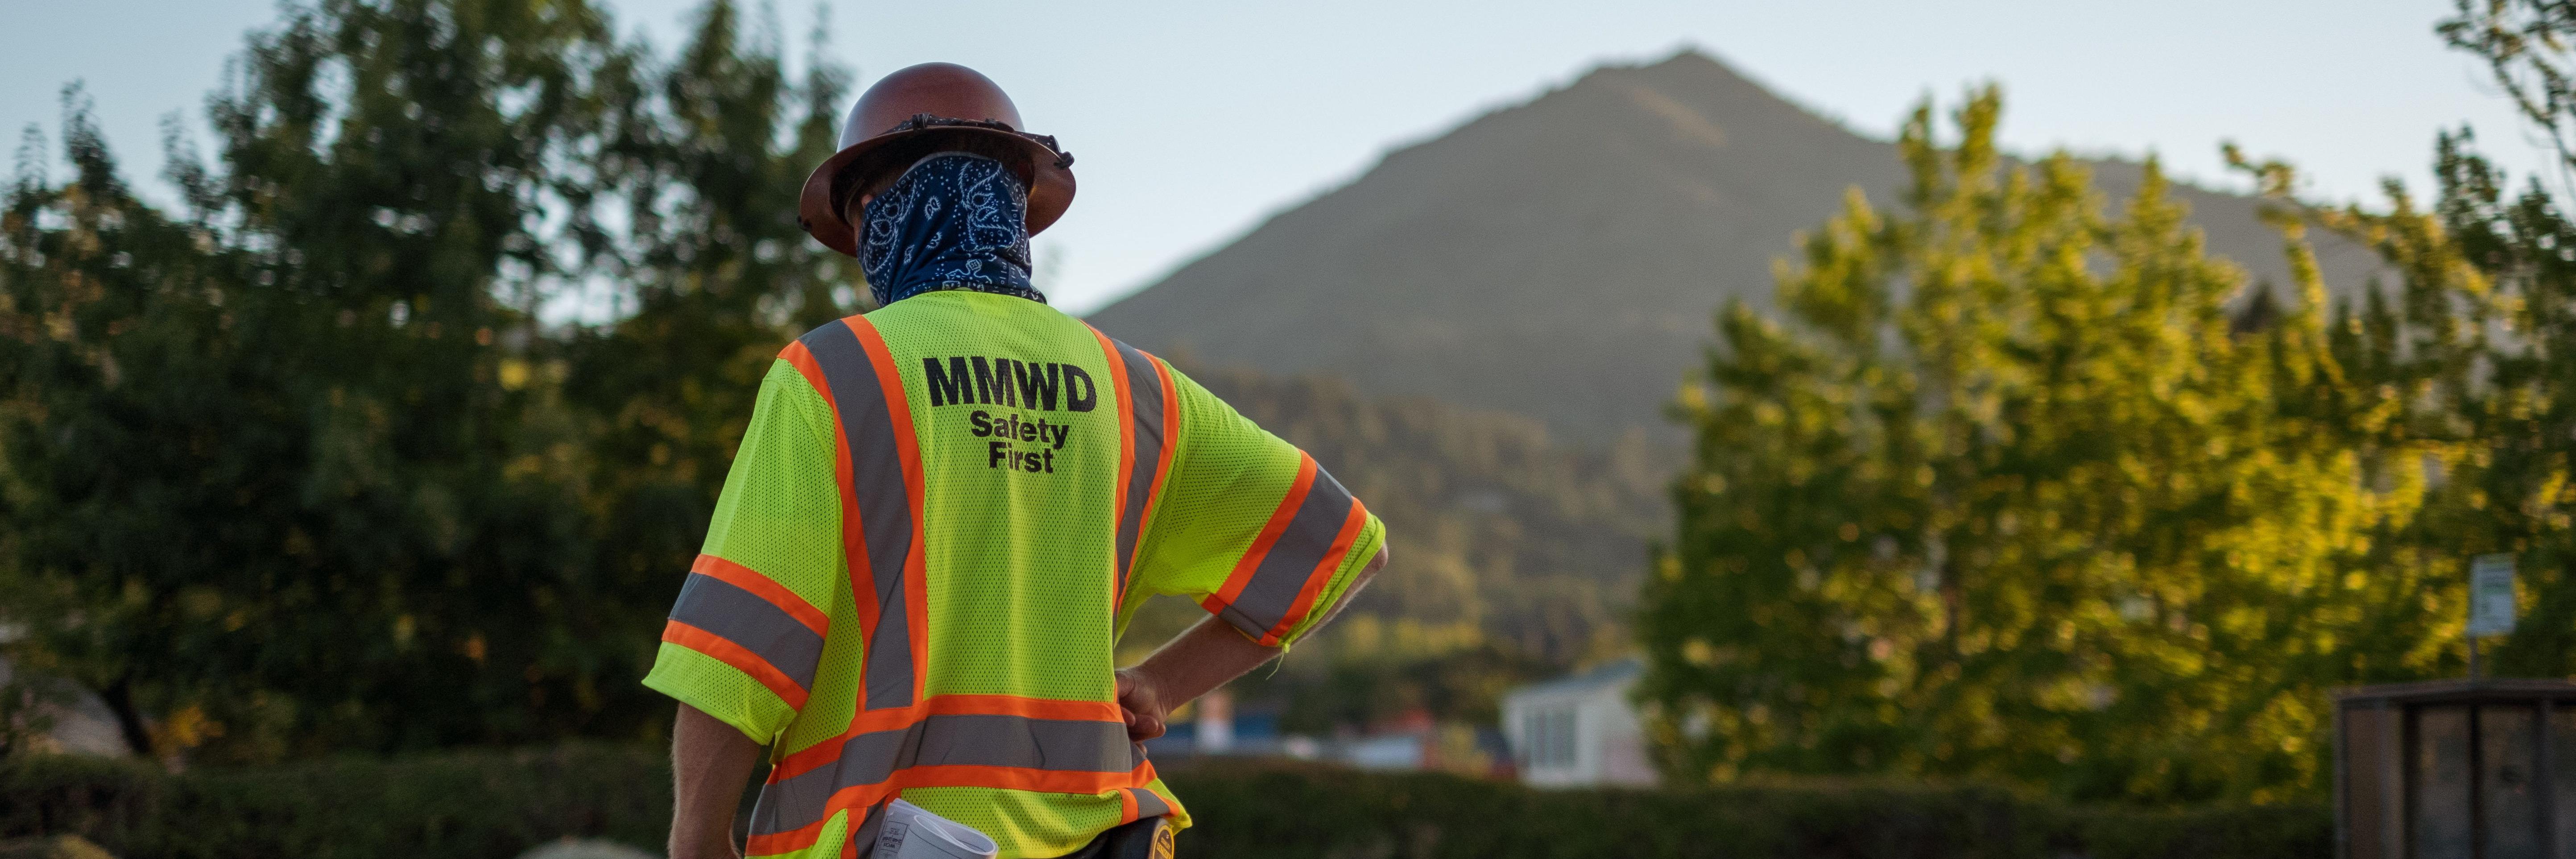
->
1;0;2543;314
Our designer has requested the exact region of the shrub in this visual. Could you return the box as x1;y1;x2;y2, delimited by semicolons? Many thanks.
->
0;746;666;859
1161;762;2331;859
0;750;2327;859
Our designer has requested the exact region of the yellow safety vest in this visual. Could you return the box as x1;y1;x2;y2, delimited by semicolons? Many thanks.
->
644;291;1385;858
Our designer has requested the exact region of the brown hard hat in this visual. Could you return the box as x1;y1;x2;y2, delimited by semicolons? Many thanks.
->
798;62;1075;257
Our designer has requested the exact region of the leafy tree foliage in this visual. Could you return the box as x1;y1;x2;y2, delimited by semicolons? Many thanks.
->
2443;0;2576;174
2227;129;2576;689
566;0;861;602
2377;0;2576;681
1641;90;2435;803
1634;0;2576;808
0;0;851;760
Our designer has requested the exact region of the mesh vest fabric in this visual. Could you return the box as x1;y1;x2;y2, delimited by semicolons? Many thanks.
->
642;292;1386;859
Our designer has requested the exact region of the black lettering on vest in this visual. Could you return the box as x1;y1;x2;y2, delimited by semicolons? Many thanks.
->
925;357;972;407
1063;364;1097;412
992;358;1021;407
1015;361;1059;411
969;356;998;405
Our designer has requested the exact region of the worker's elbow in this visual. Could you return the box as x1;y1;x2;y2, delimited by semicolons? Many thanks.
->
1305;545;1388;635
1359;543;1389;581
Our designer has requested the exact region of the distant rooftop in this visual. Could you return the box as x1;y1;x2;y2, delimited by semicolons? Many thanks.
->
1509;656;1643;700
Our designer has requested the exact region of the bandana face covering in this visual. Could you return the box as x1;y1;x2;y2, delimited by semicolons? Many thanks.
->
858;152;1045;307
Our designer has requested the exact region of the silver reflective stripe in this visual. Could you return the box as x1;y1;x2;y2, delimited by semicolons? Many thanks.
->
1111;340;1167;599
1218;466;1357;642
669;573;823;691
848;803;888;856
1133;788;1172;819
799;318;917;710
748;714;1145;836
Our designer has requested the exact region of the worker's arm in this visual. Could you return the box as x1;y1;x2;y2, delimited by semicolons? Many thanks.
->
669;703;764;859
1116;544;1387;740
646;365;842;858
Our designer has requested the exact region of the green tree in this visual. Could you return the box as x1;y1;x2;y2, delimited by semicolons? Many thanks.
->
2443;0;2576;175
563;0;860;605
2412;134;2576;678
2353;0;2576;680
2;96;264;756
0;0;876;761
1640;89;2427;803
2;0;638;759
2235;129;2576;682
2215;0;2576;703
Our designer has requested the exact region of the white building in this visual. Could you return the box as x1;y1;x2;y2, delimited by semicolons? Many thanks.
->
1500;658;1657;788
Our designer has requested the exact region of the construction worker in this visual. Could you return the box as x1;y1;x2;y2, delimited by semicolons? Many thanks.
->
647;63;1389;859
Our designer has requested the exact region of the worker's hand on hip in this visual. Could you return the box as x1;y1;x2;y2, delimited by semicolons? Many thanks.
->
1114;668;1167;742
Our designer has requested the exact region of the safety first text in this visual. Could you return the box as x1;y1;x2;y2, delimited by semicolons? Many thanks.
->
970;410;1071;473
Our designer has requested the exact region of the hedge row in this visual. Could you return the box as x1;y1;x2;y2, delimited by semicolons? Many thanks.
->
1170;764;2331;859
0;746;667;859
0;749;2329;859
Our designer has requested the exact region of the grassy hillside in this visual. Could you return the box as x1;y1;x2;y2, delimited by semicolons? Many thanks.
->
1118;364;1668;726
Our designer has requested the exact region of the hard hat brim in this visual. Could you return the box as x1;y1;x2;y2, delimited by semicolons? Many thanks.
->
798;123;1075;258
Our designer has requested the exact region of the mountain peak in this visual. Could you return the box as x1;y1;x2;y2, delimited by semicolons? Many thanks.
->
1087;51;2376;444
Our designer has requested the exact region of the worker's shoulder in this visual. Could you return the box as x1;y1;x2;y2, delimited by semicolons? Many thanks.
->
857;291;1095;344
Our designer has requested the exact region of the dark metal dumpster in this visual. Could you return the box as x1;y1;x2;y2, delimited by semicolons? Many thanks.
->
2338;679;2576;859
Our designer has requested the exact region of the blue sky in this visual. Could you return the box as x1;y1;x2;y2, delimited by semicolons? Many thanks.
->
1;0;2541;313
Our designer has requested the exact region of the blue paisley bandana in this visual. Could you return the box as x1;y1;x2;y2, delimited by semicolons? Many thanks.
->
859;152;1046;307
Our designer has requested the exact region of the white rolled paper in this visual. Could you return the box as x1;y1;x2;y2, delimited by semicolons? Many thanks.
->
875;798;1000;859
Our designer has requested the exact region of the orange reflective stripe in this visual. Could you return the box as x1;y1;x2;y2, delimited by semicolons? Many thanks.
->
1207;453;1362;646
663;619;809;710
748;756;1160;855
1116;785;1172;823
770;693;1127;781
1092;328;1138;611
1146;357;1179;528
917;694;1123;723
799;316;929;712
1259;499;1369;646
1096;334;1176;614
848;315;932;711
692;554;828;637
784;338;872;658
752;698;1152;840
900;762;1154;794
779;340;835;413
748;812;835;857
1201;453;1319;616
669;569;824;696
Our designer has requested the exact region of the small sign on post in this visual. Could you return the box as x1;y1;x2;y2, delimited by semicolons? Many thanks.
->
2470;553;2518;637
